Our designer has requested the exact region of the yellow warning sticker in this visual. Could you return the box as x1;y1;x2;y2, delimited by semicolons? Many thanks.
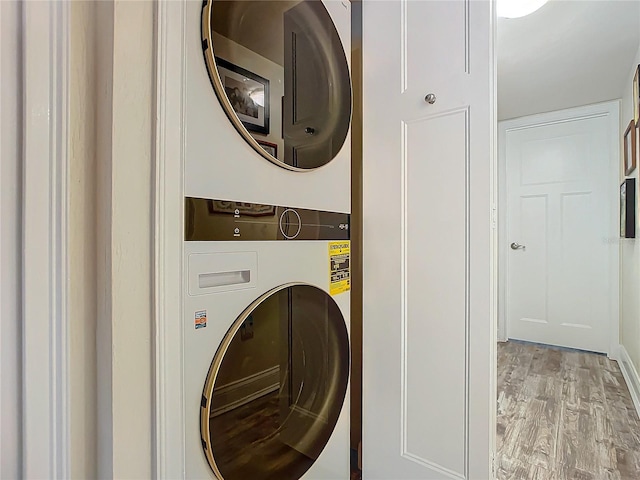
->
329;241;350;295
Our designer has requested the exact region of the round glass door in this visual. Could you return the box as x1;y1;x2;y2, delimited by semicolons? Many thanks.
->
200;284;350;479
201;0;352;170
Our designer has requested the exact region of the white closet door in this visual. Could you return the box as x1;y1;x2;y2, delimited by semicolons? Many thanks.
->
362;1;494;478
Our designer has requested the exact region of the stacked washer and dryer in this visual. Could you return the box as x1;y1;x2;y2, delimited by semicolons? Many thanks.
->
182;1;353;478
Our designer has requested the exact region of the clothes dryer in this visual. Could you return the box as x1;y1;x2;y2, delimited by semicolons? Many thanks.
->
183;197;351;479
184;0;352;213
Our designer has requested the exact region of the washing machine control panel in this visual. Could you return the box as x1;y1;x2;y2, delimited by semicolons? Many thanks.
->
185;197;350;241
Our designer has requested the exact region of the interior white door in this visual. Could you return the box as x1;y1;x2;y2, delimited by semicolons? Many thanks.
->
505;110;614;353
362;1;493;479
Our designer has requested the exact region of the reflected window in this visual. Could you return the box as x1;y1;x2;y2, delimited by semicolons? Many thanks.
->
201;284;350;479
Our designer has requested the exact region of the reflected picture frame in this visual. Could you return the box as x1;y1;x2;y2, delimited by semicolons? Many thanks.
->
256;140;277;158
215;57;270;135
624;119;636;176
206;199;275;217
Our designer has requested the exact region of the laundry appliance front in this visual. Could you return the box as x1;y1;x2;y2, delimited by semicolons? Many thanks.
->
183;197;351;479
185;0;353;213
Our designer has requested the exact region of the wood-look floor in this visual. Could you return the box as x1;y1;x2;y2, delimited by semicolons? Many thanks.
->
209;392;313;479
497;341;640;480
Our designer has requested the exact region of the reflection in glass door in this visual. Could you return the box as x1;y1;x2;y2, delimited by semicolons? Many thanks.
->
202;0;352;170
200;284;349;479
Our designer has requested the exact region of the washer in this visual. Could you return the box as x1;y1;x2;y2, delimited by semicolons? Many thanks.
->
184;0;352;212
183;198;351;479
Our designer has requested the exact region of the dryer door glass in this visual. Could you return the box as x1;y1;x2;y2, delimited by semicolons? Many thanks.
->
202;0;352;170
201;284;350;479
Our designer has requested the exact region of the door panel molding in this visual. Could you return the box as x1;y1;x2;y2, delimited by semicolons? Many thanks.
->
400;107;470;479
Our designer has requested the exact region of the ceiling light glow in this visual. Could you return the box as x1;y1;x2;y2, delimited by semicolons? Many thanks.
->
498;0;548;18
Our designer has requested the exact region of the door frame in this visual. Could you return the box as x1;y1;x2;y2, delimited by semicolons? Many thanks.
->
0;2;23;476
20;0;72;476
153;0;186;477
497;101;621;359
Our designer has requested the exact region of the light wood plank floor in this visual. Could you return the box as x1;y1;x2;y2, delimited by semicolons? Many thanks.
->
497;341;640;480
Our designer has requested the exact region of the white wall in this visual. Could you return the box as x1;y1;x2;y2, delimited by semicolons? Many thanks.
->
95;1;154;477
620;43;640;371
0;1;22;477
64;1;156;477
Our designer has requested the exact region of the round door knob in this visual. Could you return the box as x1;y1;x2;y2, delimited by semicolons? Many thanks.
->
424;93;437;104
304;127;315;135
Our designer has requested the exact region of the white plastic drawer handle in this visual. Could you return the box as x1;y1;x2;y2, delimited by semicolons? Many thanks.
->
199;270;250;289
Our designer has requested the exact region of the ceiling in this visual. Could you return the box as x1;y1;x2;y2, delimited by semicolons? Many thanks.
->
498;0;640;120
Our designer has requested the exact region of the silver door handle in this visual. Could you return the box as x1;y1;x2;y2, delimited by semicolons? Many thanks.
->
510;242;525;250
424;93;437;104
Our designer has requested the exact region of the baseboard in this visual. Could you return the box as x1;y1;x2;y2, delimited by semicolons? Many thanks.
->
290;404;328;423
210;365;280;417
618;345;640;418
